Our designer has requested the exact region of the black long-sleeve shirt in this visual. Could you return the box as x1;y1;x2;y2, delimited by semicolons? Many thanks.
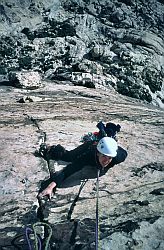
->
48;142;128;187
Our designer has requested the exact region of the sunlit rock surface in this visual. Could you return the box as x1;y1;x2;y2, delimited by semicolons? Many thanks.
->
0;82;163;249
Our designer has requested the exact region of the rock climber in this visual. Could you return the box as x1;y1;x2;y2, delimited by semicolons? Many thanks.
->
38;135;128;200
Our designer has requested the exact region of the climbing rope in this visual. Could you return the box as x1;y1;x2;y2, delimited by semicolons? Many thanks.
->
33;222;52;250
25;222;52;250
95;168;100;250
25;227;42;250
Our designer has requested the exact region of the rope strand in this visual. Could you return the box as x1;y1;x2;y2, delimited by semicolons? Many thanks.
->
32;222;52;250
95;168;100;250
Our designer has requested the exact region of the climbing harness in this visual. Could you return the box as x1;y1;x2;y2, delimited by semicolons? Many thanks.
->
95;168;100;250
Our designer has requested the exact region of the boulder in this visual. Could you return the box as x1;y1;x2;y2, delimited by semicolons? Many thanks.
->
8;70;42;89
18;95;43;103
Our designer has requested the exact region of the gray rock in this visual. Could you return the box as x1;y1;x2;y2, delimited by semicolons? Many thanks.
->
0;0;164;107
18;95;43;103
8;70;42;89
0;81;163;249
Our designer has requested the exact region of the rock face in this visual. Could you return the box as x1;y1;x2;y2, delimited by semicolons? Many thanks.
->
0;0;164;107
0;82;163;249
0;0;164;249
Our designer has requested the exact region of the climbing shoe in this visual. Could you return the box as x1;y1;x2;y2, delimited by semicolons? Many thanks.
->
39;143;51;160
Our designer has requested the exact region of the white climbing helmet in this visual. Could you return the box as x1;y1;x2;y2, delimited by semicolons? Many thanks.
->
97;137;118;157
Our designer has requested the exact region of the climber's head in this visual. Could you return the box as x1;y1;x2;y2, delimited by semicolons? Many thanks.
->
97;137;118;167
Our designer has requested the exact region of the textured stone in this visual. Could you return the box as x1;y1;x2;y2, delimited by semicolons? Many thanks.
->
0;0;164;107
0;81;163;249
8;70;42;89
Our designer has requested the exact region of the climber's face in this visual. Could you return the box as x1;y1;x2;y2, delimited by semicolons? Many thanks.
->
97;152;112;168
